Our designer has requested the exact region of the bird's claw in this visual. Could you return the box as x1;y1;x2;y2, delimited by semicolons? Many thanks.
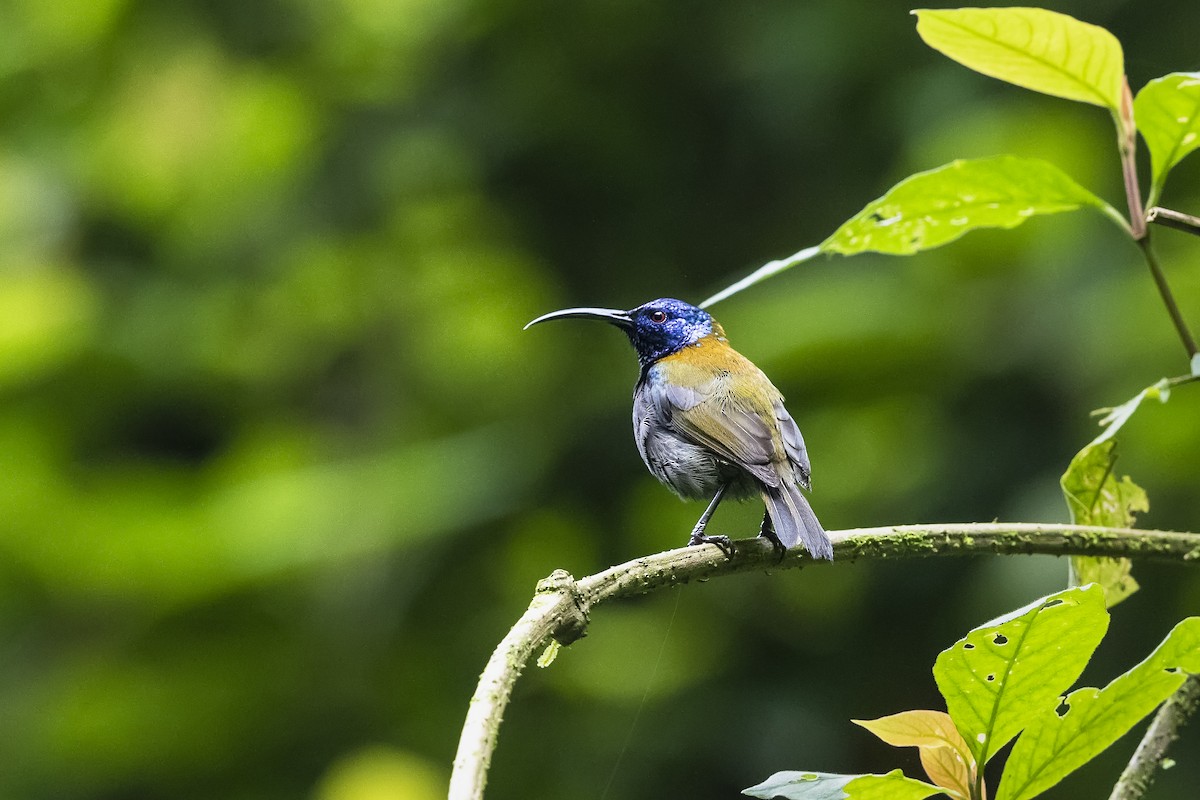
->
758;525;788;563
688;531;735;559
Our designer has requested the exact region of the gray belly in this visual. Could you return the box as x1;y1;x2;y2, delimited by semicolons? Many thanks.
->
632;378;751;500
638;426;733;499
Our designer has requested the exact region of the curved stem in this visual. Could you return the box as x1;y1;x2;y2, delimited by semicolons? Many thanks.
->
448;523;1200;800
1111;81;1196;361
1164;373;1200;391
1098;201;1136;239
698;245;821;309
1138;237;1199;358
1119;145;1145;240
1117;80;1145;241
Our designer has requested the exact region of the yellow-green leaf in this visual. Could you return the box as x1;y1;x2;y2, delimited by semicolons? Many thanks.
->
700;154;1126;309
1060;439;1148;527
914;8;1124;110
918;744;970;800
853;710;973;799
997;618;1200;800
1061;438;1148;607
934;585;1109;765
821;156;1114;257
1134;72;1200;202
1070;557;1138;607
854;709;967;751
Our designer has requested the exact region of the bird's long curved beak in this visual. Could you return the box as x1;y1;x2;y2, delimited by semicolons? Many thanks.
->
523;307;633;331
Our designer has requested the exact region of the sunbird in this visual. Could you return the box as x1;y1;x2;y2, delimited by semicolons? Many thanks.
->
526;297;832;561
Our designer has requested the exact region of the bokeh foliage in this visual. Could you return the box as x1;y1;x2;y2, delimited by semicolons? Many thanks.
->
1;1;1198;799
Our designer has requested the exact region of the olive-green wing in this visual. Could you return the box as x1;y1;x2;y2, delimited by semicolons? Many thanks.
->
658;378;782;488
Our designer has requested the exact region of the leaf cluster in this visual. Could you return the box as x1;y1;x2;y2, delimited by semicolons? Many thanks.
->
740;8;1200;799
746;585;1200;800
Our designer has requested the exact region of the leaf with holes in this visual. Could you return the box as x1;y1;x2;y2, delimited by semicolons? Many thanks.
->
1061;438;1148;607
913;8;1124;110
743;770;943;800
1134;72;1200;202
934;584;1109;765
820;157;1119;257
853;710;974;799
996;617;1200;800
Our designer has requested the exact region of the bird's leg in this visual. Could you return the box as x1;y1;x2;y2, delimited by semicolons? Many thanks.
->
758;510;787;563
688;483;734;558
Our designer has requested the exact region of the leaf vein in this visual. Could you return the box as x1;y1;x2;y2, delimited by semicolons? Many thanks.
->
934;14;1111;107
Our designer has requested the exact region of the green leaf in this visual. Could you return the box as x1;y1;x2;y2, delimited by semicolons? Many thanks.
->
1061;437;1149;607
743;770;943;800
1069;556;1138;607
821;156;1119;257
701;150;1130;307
701;154;1128;308
853;711;973;799
996;618;1200;800
934;585;1109;765
913;8;1124;110
1134;72;1200;203
1061;378;1167;607
1061;439;1148;521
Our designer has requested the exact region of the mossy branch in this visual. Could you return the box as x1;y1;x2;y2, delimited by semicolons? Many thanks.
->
1108;675;1200;800
448;523;1200;800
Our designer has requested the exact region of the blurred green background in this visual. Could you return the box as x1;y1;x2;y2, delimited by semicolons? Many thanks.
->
1;0;1198;798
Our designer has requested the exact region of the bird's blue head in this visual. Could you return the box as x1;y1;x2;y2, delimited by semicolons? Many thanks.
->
524;297;716;367
622;298;714;365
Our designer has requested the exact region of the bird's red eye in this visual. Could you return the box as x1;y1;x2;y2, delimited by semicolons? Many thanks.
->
649;310;668;324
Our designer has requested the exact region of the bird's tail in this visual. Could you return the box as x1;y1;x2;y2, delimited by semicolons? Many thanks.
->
762;483;833;561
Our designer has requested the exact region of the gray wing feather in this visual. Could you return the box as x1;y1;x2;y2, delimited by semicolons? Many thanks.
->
663;383;704;411
774;398;811;490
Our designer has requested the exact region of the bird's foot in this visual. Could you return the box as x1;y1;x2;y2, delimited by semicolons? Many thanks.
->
688;530;735;559
758;522;787;564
